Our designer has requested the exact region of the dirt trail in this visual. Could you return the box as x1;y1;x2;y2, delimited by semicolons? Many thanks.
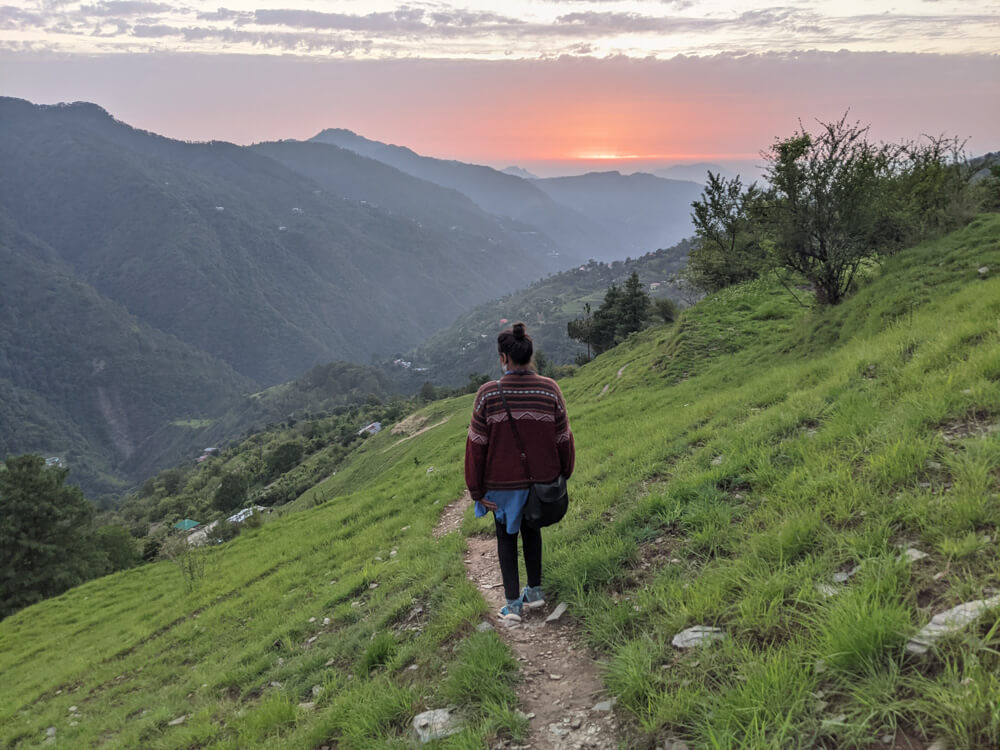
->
435;494;620;749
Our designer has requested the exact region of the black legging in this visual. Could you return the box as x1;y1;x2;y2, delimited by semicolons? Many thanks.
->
495;520;542;602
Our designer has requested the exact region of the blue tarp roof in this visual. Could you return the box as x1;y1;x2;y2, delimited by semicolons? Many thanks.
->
173;519;200;531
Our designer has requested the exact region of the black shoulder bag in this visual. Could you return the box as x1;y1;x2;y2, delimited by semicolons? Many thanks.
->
495;380;569;529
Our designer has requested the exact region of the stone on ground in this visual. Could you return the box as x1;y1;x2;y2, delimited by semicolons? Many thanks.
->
413;708;461;743
672;626;726;649
545;602;569;623
907;595;1000;654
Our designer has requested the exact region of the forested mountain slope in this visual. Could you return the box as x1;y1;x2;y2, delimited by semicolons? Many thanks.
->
6;213;996;748
250;140;569;267
0;98;565;384
403;239;693;385
0;211;253;496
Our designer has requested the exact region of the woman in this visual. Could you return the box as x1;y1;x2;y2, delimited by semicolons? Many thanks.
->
465;322;575;621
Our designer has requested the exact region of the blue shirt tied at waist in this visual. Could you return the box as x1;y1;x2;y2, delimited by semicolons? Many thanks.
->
475;489;531;534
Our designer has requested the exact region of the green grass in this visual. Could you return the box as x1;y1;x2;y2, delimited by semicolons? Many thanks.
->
3;214;1000;748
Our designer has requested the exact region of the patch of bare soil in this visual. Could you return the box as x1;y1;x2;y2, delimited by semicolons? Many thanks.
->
436;494;620;749
939;410;999;443
382;417;450;452
392;413;429;436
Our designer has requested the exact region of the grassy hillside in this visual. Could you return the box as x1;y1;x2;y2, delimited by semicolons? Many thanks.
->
3;215;999;748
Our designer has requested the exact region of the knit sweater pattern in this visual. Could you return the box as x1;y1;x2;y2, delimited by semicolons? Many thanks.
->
465;372;575;501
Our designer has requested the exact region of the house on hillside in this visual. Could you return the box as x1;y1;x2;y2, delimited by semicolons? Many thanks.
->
226;506;267;525
173;519;200;531
45;457;63;468
186;520;219;547
357;421;382;436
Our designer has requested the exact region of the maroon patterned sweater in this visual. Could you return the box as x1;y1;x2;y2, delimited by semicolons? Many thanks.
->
465;371;575;501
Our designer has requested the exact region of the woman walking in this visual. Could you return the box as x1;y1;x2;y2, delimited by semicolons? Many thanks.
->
465;322;575;621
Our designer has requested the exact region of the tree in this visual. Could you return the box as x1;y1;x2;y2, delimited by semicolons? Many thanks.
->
566;302;593;361
653;297;679;324
685;116;981;305
590;283;621;354
761;116;897;305
568;274;654;357
213;472;248;512
685;172;767;292
94;525;141;573
419;381;438;402
534;349;552;377
160;468;187;496
0;455;102;618
616;272;651;339
266;441;304;479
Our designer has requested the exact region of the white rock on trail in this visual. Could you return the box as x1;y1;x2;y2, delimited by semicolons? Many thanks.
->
545;602;569;623
832;565;859;584
167;715;186;726
413;708;461;743
907;595;1000;654
901;548;929;563
672;626;726;649
816;583;839;598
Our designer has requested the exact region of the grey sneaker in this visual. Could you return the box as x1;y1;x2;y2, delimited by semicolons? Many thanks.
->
499;599;523;622
521;586;545;609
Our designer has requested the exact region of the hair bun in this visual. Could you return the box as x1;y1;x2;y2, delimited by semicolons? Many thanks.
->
512;322;527;341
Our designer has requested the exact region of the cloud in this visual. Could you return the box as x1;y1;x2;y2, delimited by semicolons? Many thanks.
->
0;5;45;29
2;0;998;58
196;8;252;22
251;7;526;35
79;1;173;16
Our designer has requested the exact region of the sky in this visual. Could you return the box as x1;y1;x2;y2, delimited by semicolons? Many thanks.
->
1;1;998;175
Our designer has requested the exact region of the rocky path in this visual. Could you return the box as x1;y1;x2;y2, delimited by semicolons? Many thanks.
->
435;494;620;749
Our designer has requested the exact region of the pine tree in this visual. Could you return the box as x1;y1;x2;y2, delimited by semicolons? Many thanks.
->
0;455;102;618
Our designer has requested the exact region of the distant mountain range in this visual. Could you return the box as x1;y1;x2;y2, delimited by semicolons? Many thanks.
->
501;166;539;179
655;162;732;183
311;128;700;262
531;171;701;259
0;97;700;496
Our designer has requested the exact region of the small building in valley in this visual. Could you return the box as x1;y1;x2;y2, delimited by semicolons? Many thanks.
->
358;421;383;436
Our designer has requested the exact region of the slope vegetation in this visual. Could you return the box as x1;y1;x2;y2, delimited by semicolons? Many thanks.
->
3;216;999;748
405;239;692;385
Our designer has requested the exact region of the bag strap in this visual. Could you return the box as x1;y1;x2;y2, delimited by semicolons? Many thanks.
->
496;379;534;482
